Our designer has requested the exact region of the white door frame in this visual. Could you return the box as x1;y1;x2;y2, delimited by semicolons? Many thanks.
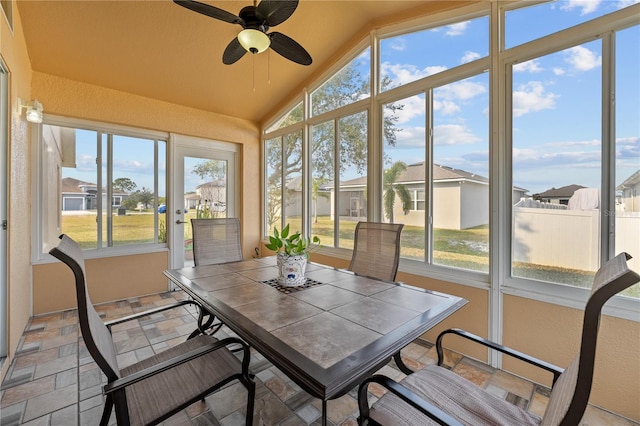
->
168;134;239;271
0;59;8;359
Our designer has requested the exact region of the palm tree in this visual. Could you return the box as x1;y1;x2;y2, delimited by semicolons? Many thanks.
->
312;177;330;223
383;161;411;222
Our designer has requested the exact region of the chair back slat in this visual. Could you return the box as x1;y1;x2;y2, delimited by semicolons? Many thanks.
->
49;235;120;381
191;218;243;266
349;222;404;282
541;252;640;426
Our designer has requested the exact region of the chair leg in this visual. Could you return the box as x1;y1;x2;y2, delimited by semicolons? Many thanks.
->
393;351;414;375
100;395;114;426
245;378;256;426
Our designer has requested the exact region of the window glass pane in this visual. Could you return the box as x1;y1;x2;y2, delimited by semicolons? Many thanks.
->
59;128;99;249
311;121;335;247
380;16;488;92
48;124;166;252
265;137;282;236
512;41;602;288
505;1;630;49
382;94;425;260
266;101;303;132
433;73;489;272
158;141;166;243
338;111;368;249
284;132;303;235
311;47;370;116
110;135;158;246
615;25;640;298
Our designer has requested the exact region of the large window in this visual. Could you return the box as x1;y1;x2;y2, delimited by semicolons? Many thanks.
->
263;2;639;304
38;120;167;255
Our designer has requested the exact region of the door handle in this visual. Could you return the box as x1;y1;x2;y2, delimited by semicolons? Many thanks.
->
176;220;187;224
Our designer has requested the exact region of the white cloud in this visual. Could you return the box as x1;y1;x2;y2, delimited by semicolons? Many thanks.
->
77;154;96;173
390;38;406;52
436;80;487;101
617;0;640;9
512;81;558;117
544;139;601;148
512;147;601;168
389;95;425;124
446;21;470;36
381;62;447;87
394;126;426;148
434;100;460;115
461;51;481;64
565;45;602;71
434;124;482;145
560;0;601;15
553;67;566;75
513;59;543;73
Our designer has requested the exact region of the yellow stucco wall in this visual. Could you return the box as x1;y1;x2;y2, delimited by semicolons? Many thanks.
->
1;2;35;380
28;72;261;314
504;294;640;421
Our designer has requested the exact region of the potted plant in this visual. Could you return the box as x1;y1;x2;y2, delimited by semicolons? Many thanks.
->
265;224;320;287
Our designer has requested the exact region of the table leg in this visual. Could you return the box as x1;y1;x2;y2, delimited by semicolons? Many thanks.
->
321;399;327;426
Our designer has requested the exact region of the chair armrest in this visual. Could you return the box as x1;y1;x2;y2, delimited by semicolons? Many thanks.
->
358;375;463;426
104;300;202;330
103;336;249;395
437;328;564;385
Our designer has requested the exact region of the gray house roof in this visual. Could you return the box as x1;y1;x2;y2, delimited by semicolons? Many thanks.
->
339;162;490;187
533;184;585;199
61;177;128;196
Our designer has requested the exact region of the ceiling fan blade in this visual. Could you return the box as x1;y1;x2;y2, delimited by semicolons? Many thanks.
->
223;37;247;65
174;0;242;25
256;0;299;27
269;32;312;66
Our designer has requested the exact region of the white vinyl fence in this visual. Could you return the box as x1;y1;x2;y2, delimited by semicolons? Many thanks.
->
513;208;640;273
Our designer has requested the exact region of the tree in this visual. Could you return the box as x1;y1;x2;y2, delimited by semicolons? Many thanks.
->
312;177;330;224
266;59;403;227
113;177;137;193
122;187;154;210
192;160;227;217
383;161;411;223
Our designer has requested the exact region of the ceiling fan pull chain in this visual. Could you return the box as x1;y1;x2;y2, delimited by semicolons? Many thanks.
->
253;54;256;92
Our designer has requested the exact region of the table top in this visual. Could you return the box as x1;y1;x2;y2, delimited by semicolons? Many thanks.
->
164;257;467;400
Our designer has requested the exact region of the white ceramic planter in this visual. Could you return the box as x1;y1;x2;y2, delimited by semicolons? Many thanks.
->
276;253;307;287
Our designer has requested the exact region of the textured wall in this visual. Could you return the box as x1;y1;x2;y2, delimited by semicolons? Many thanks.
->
504;295;640;421
1;1;36;380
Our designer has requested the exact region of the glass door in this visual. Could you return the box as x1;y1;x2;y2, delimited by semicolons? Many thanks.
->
169;135;238;270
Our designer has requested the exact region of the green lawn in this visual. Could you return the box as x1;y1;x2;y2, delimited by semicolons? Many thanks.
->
62;212;639;297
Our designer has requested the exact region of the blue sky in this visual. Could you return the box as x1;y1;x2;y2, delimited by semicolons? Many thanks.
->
66;0;639;197
379;0;639;194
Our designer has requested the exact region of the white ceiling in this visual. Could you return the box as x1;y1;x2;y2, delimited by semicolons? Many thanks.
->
17;0;467;123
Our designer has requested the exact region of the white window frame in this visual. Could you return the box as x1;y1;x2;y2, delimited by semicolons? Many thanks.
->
32;115;169;263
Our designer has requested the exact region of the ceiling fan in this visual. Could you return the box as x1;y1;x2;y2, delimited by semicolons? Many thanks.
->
174;0;312;66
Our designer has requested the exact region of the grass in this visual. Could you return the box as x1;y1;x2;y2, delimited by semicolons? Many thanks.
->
62;212;639;297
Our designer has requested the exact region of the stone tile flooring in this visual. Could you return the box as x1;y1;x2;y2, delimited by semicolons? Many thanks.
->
1;290;638;426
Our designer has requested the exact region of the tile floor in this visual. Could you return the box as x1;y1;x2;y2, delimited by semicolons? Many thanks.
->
1;290;637;426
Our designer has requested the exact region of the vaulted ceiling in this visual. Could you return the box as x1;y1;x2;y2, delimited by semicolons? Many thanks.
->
17;1;469;124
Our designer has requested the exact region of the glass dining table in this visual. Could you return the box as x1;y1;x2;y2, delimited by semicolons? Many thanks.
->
164;256;467;425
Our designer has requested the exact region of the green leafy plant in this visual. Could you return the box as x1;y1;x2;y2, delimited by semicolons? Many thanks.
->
265;224;320;259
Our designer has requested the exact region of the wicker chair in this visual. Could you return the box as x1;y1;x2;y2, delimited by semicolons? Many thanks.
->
49;234;255;426
358;252;640;426
349;221;404;282
191;218;243;266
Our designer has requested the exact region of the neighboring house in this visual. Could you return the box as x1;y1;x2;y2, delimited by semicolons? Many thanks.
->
617;169;640;212
184;192;200;210
533;184;585;205
332;163;527;230
195;180;226;210
61;177;128;211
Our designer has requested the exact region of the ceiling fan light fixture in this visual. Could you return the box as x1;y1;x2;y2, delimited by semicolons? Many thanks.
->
238;29;270;54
